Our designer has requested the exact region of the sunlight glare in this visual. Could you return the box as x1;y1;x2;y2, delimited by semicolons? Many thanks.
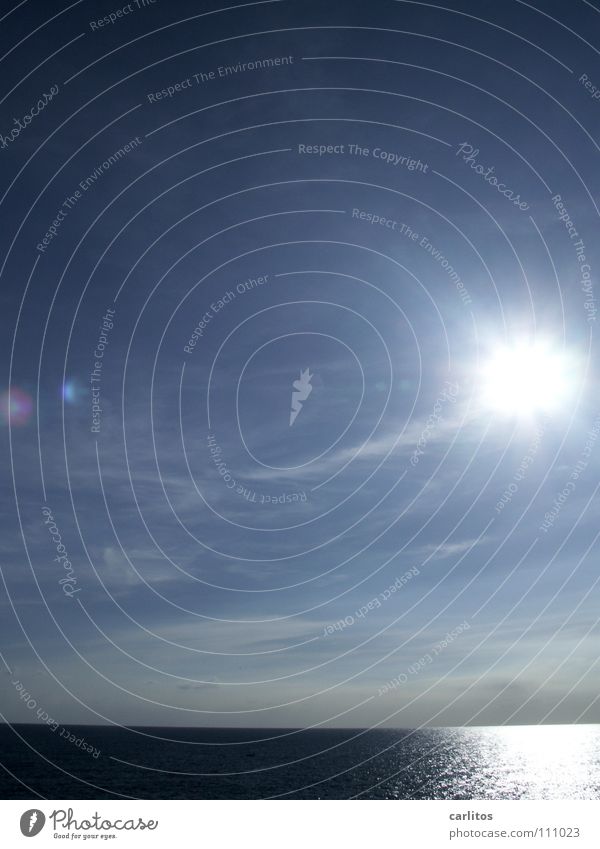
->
480;341;573;417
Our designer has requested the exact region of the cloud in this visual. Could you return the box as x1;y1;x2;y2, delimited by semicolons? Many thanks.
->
99;545;177;590
244;403;474;484
415;538;489;560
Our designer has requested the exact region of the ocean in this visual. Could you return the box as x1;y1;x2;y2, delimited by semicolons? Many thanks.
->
1;724;599;799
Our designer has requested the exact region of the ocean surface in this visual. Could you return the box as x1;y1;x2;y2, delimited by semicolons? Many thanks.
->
1;724;599;799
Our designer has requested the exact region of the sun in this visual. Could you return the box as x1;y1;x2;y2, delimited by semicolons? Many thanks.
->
480;339;573;417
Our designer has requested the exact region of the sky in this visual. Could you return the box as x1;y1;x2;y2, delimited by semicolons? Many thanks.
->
1;0;600;730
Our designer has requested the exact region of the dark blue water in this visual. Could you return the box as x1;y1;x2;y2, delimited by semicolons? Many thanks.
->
1;724;599;799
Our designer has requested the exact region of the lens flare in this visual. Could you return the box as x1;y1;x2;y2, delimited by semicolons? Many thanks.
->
0;387;33;426
62;379;83;404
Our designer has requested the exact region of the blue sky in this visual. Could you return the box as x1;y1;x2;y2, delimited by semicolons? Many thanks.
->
1;0;600;729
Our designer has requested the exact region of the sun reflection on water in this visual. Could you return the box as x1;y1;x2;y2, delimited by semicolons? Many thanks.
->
433;725;600;799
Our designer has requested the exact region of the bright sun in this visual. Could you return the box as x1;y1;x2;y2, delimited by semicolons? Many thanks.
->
480;340;573;417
